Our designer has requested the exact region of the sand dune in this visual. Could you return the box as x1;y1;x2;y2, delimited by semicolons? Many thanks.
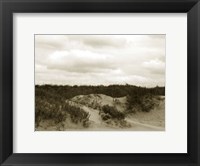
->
36;94;165;131
65;94;165;131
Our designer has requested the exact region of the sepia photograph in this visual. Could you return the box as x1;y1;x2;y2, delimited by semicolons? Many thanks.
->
35;34;165;131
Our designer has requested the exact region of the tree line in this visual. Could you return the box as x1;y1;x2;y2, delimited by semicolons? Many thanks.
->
35;84;165;103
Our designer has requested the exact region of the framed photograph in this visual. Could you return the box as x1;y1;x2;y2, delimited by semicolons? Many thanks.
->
0;0;199;165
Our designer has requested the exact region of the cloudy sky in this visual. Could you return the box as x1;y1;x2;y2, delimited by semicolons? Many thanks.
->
35;35;165;87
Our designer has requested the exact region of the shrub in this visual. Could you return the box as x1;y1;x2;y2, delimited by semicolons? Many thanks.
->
140;94;155;112
62;104;90;128
99;105;131;128
127;94;141;109
127;93;155;112
100;105;125;120
35;98;67;127
35;97;91;128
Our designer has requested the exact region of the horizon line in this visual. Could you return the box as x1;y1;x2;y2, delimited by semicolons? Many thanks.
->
35;84;165;88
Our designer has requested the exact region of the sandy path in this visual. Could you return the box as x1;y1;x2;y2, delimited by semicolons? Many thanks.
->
67;100;102;125
82;106;102;124
126;118;164;131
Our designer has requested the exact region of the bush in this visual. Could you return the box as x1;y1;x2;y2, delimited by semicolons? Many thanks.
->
99;105;131;128
100;105;125;120
127;94;141;109
35;98;67;127
62;104;90;128
140;94;155;112
127;93;155;112
35;98;90;128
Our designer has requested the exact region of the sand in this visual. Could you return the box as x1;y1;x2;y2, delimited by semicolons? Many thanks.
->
36;94;165;131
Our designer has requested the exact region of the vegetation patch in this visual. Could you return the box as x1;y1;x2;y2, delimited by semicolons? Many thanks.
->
35;97;67;127
127;93;155;113
35;85;165;130
35;97;90;129
99;105;130;128
63;104;90;128
100;105;125;120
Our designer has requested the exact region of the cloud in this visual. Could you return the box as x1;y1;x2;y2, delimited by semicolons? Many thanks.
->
80;35;127;48
143;59;165;75
46;50;117;73
35;35;67;49
35;35;165;87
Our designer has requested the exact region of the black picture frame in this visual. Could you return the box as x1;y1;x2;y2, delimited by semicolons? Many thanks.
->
0;0;200;165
